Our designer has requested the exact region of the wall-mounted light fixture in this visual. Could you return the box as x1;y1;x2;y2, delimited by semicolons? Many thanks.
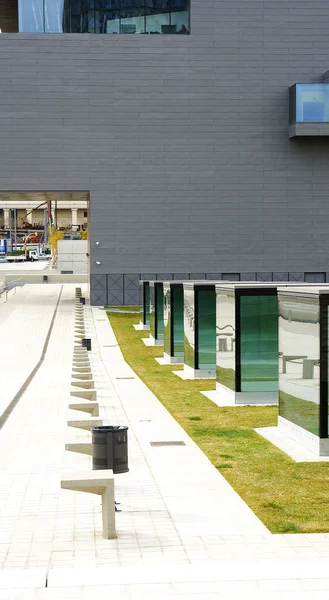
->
96;261;101;266
95;241;100;246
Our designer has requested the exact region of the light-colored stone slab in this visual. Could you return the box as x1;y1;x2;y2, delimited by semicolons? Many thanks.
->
69;401;99;417
255;426;329;462
0;568;47;589
133;323;149;330
61;470;116;539
202;390;276;407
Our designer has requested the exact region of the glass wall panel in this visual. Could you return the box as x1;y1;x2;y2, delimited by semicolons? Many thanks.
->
240;294;278;392
149;282;156;339
19;0;44;32
18;0;190;33
184;286;195;369
295;84;329;123
155;282;164;341
172;285;184;357
196;289;216;371
170;0;188;33
216;291;236;391
163;284;171;355
278;294;320;437
144;282;150;326
44;0;65;32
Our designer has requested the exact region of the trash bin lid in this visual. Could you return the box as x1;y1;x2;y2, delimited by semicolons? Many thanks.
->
92;425;128;432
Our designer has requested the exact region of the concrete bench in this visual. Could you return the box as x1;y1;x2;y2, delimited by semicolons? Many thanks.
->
67;417;103;430
61;470;116;539
70;389;97;401
69;401;99;417
65;441;92;456
70;380;95;389
302;358;320;379
281;355;308;373
72;372;93;380
72;368;91;377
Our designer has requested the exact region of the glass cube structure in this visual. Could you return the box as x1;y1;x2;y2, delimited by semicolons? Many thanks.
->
163;282;184;364
278;286;329;455
182;282;216;378
215;284;279;404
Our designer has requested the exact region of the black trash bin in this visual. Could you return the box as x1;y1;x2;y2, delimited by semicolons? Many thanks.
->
80;297;85;305
82;338;91;351
92;425;129;474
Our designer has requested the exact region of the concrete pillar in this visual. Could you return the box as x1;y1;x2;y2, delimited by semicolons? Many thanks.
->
72;208;78;231
3;209;9;228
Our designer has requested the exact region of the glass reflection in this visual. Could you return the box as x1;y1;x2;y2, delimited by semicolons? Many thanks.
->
196;289;216;370
278;294;320;436
155;282;164;341
184;286;195;369
216;291;236;391
240;295;278;392
149;282;156;340
18;0;190;33
172;285;184;357
19;0;44;32
163;284;171;356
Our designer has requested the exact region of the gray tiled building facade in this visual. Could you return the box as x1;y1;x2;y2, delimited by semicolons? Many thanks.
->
1;1;329;304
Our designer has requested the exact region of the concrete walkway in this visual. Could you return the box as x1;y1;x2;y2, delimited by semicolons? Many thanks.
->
0;285;329;599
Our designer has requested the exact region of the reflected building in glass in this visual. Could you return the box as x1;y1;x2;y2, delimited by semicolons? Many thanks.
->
139;280;150;329
180;282;216;379
18;0;190;34
149;281;164;345
278;286;329;455
163;281;184;364
214;284;279;405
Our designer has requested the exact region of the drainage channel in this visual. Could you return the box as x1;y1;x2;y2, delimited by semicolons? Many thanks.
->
0;285;63;431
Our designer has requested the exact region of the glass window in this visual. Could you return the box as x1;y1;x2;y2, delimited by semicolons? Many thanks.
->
240;294;278;392
278;294;320;437
216;290;236;391
19;0;44;32
294;84;329;123
163;284;171;356
196;289;216;371
44;0;65;32
18;0;190;33
149;282;156;339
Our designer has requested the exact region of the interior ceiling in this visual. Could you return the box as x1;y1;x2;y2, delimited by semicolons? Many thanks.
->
0;191;89;203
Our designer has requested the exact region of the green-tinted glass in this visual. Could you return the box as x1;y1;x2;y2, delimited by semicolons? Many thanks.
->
149;283;156;338
155;283;164;341
196;289;216;370
278;295;320;436
240;295;278;392
172;285;184;356
184;287;195;369
145;282;150;325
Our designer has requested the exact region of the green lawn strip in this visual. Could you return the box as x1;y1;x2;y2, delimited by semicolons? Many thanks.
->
108;311;329;534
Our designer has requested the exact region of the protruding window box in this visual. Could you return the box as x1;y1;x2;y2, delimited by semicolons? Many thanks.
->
163;282;184;364
277;287;329;456
289;84;329;138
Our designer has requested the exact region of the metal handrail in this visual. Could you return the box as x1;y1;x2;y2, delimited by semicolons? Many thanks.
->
0;278;23;303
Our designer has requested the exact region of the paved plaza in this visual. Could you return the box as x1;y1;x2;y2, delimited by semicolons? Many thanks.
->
0;284;329;599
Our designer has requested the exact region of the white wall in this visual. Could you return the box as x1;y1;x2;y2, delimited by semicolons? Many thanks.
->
57;240;88;275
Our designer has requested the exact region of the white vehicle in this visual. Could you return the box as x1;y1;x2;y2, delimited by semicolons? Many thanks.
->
6;250;39;263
